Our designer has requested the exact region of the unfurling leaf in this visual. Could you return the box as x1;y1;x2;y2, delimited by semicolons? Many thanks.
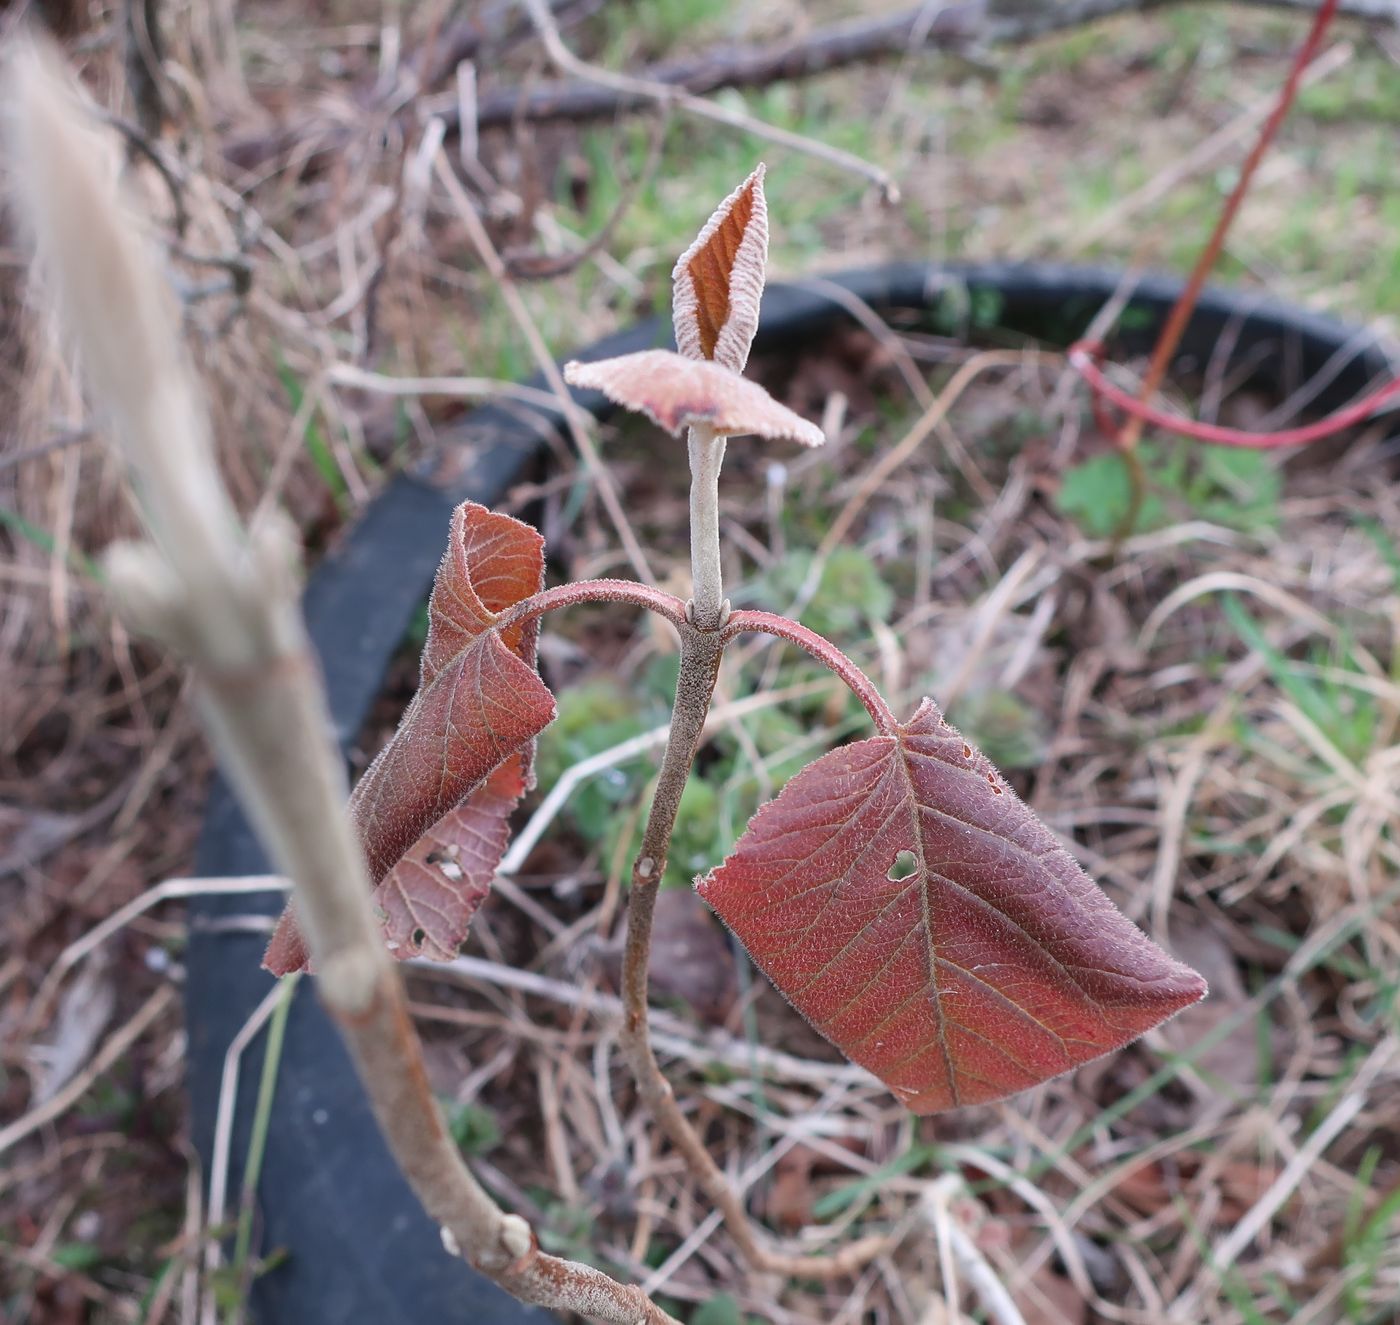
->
351;501;550;879
698;698;1207;1113
263;502;553;975
672;164;768;373
374;754;526;962
563;351;822;446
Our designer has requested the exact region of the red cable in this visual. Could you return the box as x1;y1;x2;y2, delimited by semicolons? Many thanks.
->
1069;339;1400;450
1070;0;1400;455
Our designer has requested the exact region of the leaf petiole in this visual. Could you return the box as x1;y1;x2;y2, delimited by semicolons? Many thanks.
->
723;608;898;735
494;577;689;633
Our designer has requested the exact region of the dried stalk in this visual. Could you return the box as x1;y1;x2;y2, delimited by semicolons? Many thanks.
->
6;40;676;1325
467;0;1397;131
430;145;657;585
519;0;898;201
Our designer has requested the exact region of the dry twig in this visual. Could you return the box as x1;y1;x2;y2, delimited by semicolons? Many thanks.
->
7;41;676;1325
461;0;1397;131
518;0;899;201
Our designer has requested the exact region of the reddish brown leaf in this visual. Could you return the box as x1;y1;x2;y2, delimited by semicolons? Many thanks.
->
672;164;768;372
263;502;553;975
351;501;549;882
373;754;526;962
697;698;1207;1114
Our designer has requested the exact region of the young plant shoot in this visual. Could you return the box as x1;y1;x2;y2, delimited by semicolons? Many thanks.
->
268;163;1208;1116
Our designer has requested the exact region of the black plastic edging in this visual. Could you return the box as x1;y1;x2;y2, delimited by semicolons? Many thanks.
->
187;262;1395;1325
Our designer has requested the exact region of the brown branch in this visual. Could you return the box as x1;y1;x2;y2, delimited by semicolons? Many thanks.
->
97;108;188;236
465;8;971;129
223;0;1395;181
122;0;167;140
431;146;657;584
1118;0;1343;451
455;0;1397;132
517;0;898;200
8;42;679;1325
410;0;603;92
1106;0;1341;547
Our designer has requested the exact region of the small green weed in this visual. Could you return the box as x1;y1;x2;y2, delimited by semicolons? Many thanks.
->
747;545;895;638
689;1292;766;1325
536;667;860;890
950;688;1049;770
276;361;350;508
50;1241;106;1271
1057;441;1281;539
812;1142;941;1220
448;1102;502;1157
1342;1147;1400;1320
0;504;103;580
1222;595;1381;768
599;0;731;62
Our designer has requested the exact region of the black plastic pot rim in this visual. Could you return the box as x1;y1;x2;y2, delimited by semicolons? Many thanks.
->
185;261;1396;1325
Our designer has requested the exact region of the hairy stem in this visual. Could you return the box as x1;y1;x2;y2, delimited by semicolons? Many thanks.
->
687;423;727;630
617;620;890;1278
723;609;898;734
497;577;689;634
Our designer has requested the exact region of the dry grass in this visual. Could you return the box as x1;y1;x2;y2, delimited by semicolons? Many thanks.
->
3;2;1399;1322
420;329;1398;1324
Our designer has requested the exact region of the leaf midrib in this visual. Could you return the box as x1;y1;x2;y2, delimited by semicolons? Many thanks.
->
896;730;960;1108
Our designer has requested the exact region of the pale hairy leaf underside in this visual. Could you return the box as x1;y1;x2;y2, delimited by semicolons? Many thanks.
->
672;163;768;373
699;699;1208;1113
263;503;553;975
564;351;822;445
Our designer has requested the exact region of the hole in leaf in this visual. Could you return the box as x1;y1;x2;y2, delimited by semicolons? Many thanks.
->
887;850;919;882
987;772;1003;794
962;744;973;760
411;927;426;949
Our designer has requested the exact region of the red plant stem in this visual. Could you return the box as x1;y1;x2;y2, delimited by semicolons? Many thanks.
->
724;609;899;735
1070;341;1400;448
497;578;689;631
1116;0;1341;453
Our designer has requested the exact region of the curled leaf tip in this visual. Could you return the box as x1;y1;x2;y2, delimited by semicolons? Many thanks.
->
565;350;822;446
672;164;769;374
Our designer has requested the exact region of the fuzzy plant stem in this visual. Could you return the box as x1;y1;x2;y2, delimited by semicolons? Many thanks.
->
687;422;727;629
616;610;888;1278
7;40;677;1325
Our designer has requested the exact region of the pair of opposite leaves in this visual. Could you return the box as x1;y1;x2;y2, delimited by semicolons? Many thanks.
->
266;167;1206;1113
